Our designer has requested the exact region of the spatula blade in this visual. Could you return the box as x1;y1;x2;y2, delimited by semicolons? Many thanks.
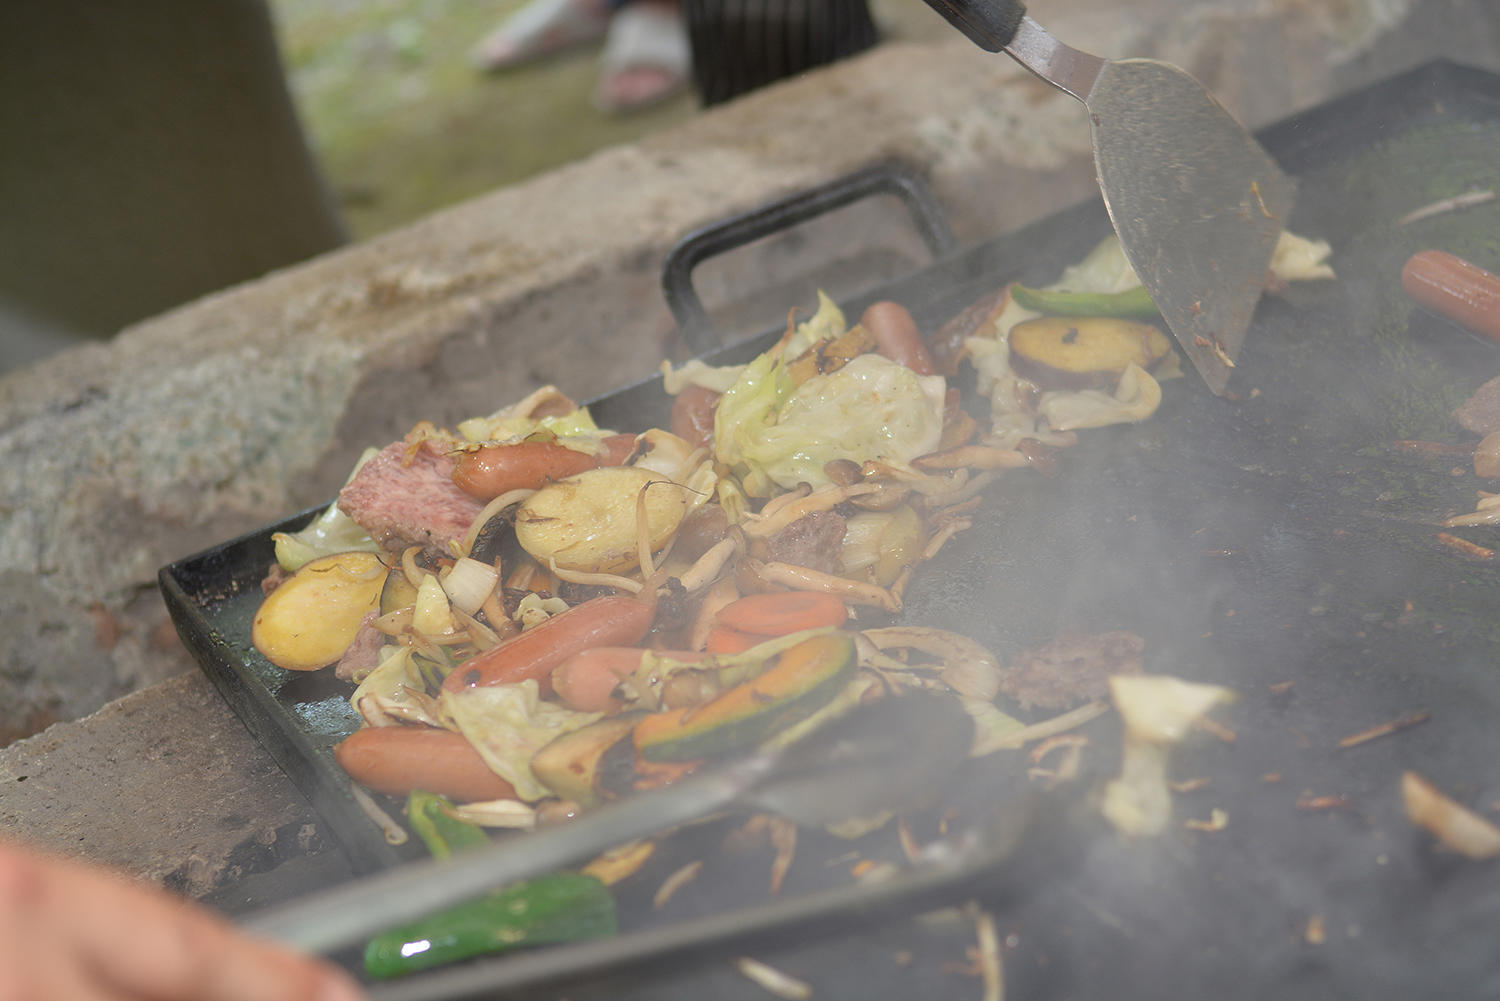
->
1088;59;1295;394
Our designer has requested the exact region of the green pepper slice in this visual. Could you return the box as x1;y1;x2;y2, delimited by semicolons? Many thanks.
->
406;791;489;861
1011;283;1159;319
363;871;618;979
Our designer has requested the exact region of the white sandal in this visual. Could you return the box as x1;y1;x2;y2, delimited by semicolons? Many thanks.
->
471;0;610;72
592;3;690;114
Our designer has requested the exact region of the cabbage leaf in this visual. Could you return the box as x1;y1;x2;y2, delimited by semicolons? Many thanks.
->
1037;363;1163;431
716;352;945;495
456;407;604;451
660;290;849;399
350;647;445;728
1049;231;1335;297
272;447;382;571
441;681;602;802
782;290;847;359
660;358;747;395
1046;235;1145;295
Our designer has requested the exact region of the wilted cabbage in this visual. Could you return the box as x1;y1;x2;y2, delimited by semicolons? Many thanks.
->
716;352;945;496
1037;363;1163;432
272;447;383;572
442;681;602;802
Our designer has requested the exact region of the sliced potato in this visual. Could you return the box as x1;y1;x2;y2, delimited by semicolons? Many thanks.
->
252;551;386;670
514;466;693;573
1009;316;1173;390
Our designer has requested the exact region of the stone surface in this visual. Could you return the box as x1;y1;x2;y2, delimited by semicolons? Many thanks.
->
0;0;1497;892
0;671;334;895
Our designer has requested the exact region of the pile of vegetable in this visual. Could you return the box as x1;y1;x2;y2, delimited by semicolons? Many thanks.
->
250;232;1335;976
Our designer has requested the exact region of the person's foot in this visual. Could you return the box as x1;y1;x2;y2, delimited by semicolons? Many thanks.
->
592;2;689;114
471;0;610;72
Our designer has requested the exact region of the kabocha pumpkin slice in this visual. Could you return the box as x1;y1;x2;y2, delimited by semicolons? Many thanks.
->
1009;316;1173;390
252;551;386;670
532;712;646;805
634;632;856;763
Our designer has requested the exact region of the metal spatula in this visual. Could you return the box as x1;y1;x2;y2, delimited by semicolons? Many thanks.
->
922;0;1295;394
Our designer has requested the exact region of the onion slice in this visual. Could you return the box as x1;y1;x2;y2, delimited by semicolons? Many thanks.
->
1402;771;1500;859
441;557;500;616
1102;675;1235;837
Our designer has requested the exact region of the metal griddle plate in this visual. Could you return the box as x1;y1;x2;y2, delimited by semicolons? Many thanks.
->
160;61;1500;1000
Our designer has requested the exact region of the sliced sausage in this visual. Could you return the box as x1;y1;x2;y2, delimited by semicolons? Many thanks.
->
1402;250;1500;343
443;593;656;693
861;301;936;375
451;441;599;501
670;385;721;451
334;726;517;802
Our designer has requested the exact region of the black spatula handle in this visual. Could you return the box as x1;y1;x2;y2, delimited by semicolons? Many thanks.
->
920;0;1027;52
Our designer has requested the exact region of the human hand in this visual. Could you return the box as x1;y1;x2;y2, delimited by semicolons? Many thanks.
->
0;839;366;1001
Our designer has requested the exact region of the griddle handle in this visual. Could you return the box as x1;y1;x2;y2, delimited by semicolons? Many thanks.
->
662;162;958;356
919;0;1027;53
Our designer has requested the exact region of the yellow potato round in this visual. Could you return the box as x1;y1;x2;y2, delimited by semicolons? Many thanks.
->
515;466;692;573
1009;316;1173;390
252;551;386;671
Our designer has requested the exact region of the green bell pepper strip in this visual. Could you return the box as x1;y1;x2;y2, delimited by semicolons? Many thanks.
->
363;871;618;979
1010;283;1159;318
407;791;490;861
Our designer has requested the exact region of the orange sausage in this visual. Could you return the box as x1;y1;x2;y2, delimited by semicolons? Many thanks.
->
551;646;709;712
551;646;649;713
451;442;599;501
670;385;722;451
861;301;936;375
714;591;849;636
334;726;517;803
443;594;656;693
1402;250;1500;344
596;433;640;467
703;626;764;655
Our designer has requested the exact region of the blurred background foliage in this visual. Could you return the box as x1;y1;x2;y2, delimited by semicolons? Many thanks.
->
270;0;946;237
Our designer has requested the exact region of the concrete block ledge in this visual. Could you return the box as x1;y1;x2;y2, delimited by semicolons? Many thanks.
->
0;671;329;894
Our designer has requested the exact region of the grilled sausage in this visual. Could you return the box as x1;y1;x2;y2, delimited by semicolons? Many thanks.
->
1402;250;1500;343
861;301;936;375
549;646;650;713
596;433;640;467
451;441;599;501
551;646;709;713
669;385;721;451
443;593;656;693
334;726;518;802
